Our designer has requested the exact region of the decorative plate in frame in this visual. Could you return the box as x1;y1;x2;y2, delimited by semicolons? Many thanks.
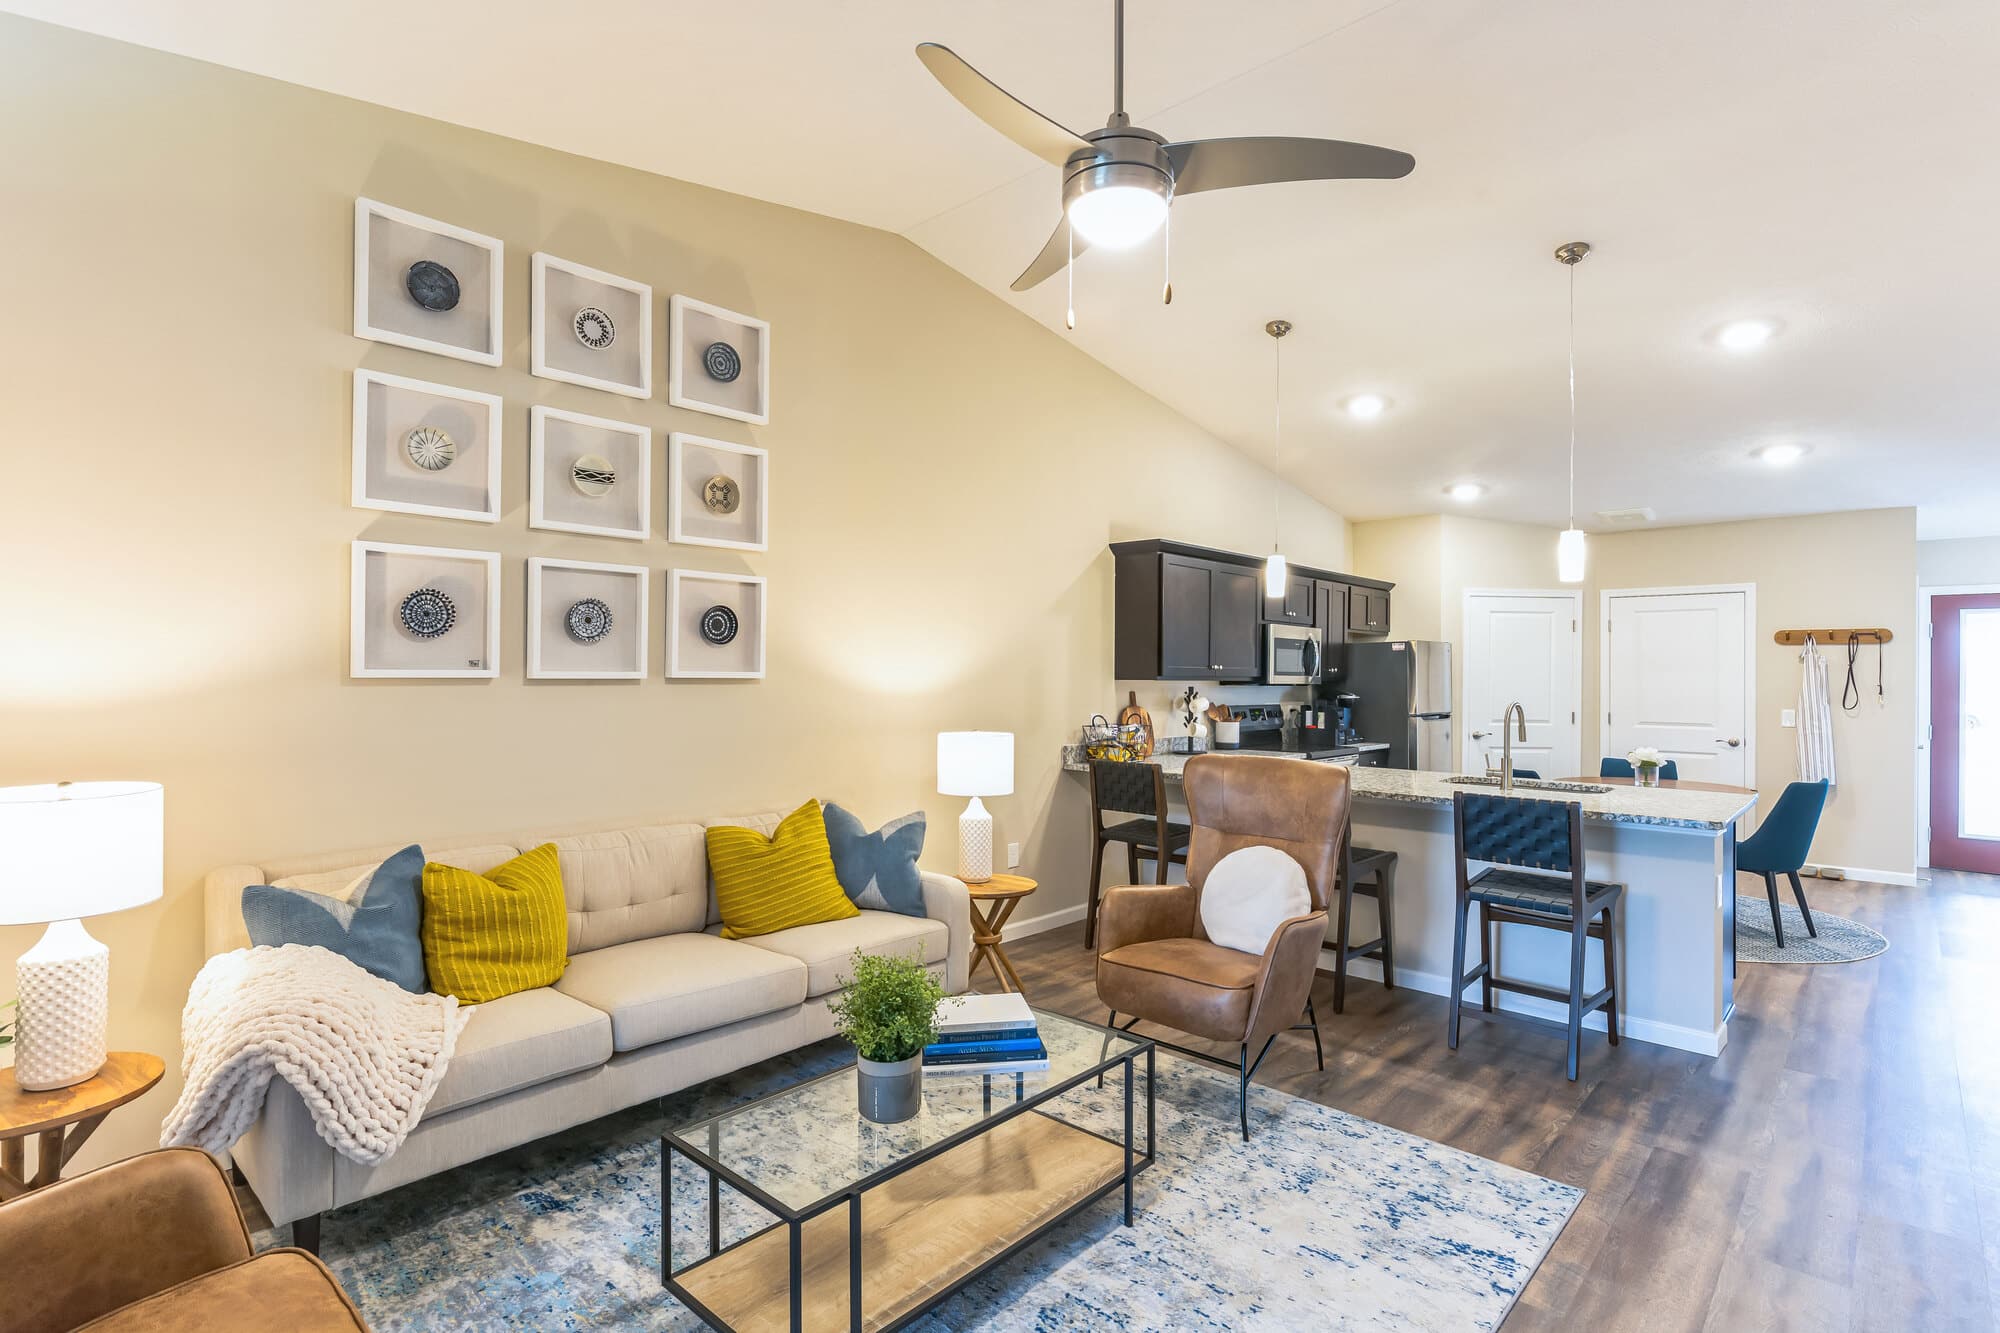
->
667;568;766;680
531;252;652;398
529;405;651;540
669;294;770;425
351;541;500;679
527;557;648;680
352;368;502;523
354;198;503;366
668;432;768;552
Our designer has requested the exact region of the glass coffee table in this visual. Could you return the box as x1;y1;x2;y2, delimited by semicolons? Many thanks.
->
661;1008;1155;1332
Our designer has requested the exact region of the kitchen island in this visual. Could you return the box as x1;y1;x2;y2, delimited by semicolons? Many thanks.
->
1061;750;1756;1056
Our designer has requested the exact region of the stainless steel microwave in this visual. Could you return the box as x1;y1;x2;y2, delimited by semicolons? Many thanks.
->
1264;623;1323;685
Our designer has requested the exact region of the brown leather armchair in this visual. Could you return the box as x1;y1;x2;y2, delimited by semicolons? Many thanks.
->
0;1147;367;1333
1094;754;1349;1139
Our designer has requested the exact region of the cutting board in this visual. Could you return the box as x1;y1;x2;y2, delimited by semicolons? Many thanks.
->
1118;691;1155;759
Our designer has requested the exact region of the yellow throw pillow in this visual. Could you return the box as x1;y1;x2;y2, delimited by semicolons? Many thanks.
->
420;843;568;1003
708;801;859;940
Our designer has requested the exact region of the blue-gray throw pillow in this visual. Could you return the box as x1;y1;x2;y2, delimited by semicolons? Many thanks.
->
241;844;426;993
822;803;926;917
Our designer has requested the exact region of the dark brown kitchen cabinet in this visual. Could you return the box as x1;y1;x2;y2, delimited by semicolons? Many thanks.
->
1116;548;1262;680
1261;571;1317;625
1347;587;1391;636
1314;581;1345;651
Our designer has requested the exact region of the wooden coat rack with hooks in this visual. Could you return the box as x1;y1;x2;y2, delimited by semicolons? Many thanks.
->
1772;628;1893;646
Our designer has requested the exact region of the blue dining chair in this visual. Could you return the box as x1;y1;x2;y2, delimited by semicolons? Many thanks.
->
1600;757;1679;781
1736;779;1831;948
1513;769;1541;780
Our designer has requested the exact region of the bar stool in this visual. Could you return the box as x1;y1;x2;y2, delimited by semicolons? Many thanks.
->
1085;759;1190;950
1329;839;1398;1012
1449;791;1624;1081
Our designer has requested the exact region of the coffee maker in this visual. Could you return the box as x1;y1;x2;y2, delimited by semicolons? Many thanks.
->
1333;692;1361;744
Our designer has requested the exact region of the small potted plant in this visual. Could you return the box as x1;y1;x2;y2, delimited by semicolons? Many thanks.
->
1628;746;1666;787
0;999;15;1054
829;950;945;1124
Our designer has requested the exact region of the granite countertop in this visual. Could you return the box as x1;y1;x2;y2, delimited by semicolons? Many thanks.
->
1060;747;1756;831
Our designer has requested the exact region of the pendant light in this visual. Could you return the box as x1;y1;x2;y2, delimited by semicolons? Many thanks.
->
1554;241;1591;584
1264;319;1292;597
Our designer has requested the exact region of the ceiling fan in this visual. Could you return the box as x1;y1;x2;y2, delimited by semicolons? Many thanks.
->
916;0;1416;294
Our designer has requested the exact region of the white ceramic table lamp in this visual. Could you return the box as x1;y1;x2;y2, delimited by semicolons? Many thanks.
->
0;781;163;1090
937;732;1013;883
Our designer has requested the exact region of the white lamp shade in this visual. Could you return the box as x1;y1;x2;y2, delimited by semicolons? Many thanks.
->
937;732;1014;798
1556;527;1588;584
0;782;163;925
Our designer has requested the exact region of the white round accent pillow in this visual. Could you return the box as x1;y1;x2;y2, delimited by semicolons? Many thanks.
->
1199;845;1312;956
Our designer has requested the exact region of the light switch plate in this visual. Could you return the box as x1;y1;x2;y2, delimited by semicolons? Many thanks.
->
1781;708;1797;727
1006;842;1021;868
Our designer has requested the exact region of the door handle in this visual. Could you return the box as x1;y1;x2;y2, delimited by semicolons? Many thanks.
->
1716;737;1741;747
1470;730;1489;739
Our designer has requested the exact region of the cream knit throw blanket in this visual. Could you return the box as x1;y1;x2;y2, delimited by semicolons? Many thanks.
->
162;944;471;1164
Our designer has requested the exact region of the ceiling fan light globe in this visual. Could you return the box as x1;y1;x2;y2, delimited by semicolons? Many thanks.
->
1066;183;1168;250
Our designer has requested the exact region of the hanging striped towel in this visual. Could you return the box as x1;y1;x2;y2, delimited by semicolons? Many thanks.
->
1796;635;1837;785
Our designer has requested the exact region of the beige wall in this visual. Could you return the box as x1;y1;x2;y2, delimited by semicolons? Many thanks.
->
1919;536;2000;587
1353;508;1921;876
0;18;1350;1167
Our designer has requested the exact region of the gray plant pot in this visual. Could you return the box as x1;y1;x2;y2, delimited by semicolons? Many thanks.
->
856;1053;923;1124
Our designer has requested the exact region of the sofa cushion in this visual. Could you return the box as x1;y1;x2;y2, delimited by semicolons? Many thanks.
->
543;823;710;955
420;844;569;1003
427;987;612;1117
743;910;949;998
822;803;927;917
706;801;857;940
555;933;807;1052
242;845;426;993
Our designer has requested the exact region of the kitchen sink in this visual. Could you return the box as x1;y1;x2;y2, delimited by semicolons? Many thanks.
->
1445;776;1614;795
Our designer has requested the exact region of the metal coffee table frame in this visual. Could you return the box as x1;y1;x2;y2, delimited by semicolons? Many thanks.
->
661;1017;1156;1332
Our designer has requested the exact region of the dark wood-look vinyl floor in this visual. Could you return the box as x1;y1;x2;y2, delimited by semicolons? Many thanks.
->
1005;869;2000;1332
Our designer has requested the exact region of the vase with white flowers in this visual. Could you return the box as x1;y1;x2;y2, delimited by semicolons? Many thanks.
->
1628;746;1666;787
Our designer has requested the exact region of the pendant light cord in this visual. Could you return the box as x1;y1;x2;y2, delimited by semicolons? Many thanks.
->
1272;327;1283;551
1566;258;1577;530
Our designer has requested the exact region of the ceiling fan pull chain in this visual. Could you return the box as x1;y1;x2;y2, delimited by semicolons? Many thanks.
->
1065;220;1076;330
1162;210;1173;305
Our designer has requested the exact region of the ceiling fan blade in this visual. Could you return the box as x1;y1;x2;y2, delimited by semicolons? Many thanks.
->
1011;217;1089;292
916;43;1093;167
1164;136;1415;196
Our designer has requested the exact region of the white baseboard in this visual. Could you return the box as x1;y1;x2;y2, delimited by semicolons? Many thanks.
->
1803;865;1921;887
1317;947;1727;1058
1000;901;1087;942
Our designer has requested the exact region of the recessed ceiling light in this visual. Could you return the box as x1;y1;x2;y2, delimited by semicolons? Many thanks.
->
1343;393;1388;419
1715;318;1780;352
1445;482;1485;502
1753;441;1809;465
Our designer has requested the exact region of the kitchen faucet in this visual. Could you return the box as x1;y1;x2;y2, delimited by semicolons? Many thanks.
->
1500;702;1528;794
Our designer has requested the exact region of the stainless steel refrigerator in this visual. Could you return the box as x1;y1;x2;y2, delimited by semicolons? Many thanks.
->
1342;640;1452;770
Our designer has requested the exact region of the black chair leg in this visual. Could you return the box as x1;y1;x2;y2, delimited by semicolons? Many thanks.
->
1477;901;1494;1013
1788;870;1819;937
1239;1043;1251;1142
1085;838;1106;951
1304;997;1325;1071
1448;895;1469;1050
1376;861;1397;990
1332;870;1356;1014
292;1212;321;1255
1764;870;1786;948
1126;843;1140;886
1602;903;1621;1047
1565;918;1587;1082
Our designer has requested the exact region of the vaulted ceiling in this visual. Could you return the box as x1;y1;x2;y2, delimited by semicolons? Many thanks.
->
20;0;1998;536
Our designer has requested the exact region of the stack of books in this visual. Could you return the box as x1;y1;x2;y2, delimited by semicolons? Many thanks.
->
923;993;1048;1075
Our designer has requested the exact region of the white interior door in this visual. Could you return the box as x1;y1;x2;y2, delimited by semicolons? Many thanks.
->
1602;588;1751;785
1462;591;1582;778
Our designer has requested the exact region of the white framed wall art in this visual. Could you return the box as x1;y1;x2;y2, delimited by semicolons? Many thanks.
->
526;557;648;680
350;540;501;679
353;198;504;366
668;432;768;551
667;569;766;680
530;252;652;399
529;405;651;540
668;294;770;425
351;369;503;522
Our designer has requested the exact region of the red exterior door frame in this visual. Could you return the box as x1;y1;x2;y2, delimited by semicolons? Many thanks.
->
1930;592;2000;873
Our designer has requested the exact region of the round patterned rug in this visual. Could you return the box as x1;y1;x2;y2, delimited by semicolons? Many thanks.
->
1735;894;1888;964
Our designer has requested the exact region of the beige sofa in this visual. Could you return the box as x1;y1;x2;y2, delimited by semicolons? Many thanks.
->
202;811;971;1247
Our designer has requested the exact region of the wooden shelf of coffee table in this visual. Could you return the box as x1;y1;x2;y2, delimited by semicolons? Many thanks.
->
675;1110;1123;1332
0;1051;164;1199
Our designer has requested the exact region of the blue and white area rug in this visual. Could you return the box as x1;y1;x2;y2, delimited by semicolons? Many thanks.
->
264;1041;1580;1331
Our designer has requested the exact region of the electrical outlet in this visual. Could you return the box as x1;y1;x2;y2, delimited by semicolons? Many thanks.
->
1006;842;1021;868
1781;708;1797;728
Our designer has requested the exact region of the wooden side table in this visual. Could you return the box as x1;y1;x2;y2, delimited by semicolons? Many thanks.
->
966;873;1038;995
0;1051;164;1200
